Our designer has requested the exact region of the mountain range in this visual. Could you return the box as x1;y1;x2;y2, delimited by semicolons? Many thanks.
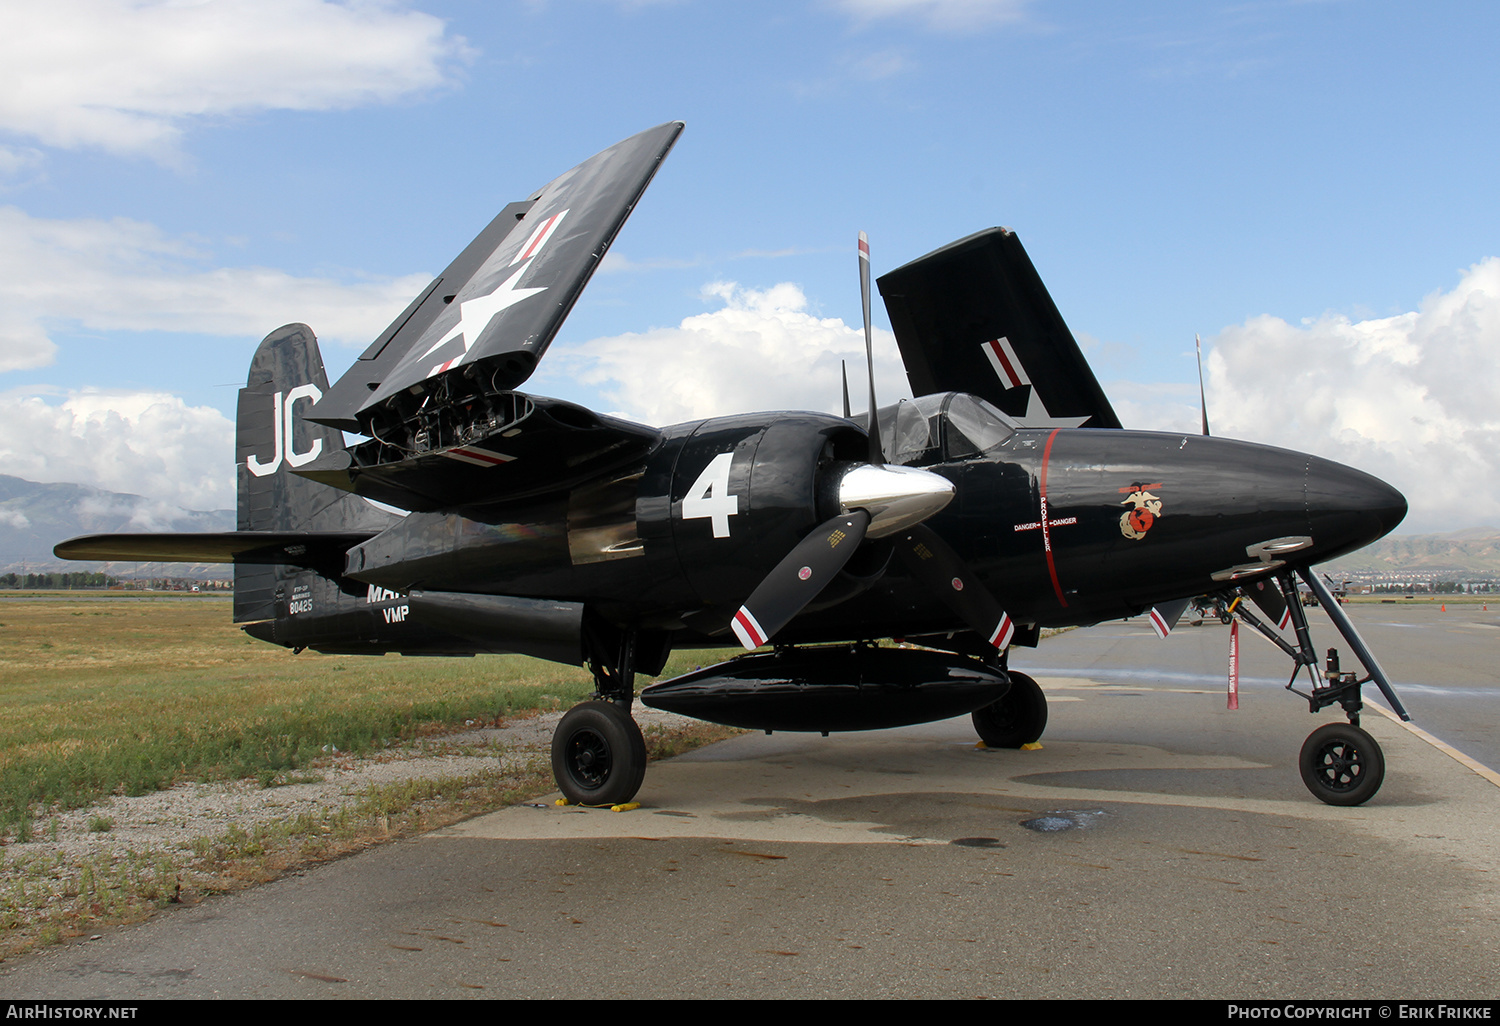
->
1321;526;1500;579
0;475;233;577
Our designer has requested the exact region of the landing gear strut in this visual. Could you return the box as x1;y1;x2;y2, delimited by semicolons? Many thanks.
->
550;618;669;806
1227;567;1408;806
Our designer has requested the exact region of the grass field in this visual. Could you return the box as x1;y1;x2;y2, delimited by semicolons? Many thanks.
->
0;596;719;840
0;594;742;956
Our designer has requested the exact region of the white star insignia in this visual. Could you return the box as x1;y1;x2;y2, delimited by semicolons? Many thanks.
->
1017;388;1089;429
422;262;548;360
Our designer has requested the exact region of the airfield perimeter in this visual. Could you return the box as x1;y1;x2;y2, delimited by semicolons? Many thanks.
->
2;601;1497;999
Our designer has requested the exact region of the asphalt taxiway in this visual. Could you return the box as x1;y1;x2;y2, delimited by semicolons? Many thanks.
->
4;602;1497;999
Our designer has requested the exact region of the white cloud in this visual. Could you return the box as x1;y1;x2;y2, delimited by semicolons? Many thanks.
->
1206;258;1500;533
0;389;234;511
0;0;470;159
833;0;1031;31
0;206;430;371
1107;379;1202;437
544;281;910;426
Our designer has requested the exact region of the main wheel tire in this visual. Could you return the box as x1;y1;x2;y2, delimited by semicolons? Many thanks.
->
1299;723;1385;806
972;671;1048;749
551;701;647;806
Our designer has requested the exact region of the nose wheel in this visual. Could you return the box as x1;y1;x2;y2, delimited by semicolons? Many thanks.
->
1299;722;1385;807
551;700;647;806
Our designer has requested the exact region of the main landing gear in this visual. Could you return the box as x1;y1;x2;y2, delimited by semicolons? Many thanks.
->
550;620;669;807
552;701;646;807
1225;567;1409;806
972;669;1048;749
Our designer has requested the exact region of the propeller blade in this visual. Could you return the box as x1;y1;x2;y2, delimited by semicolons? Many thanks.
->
1243;576;1290;630
896;523;1015;651
859;231;885;464
731;510;871;650
1148;598;1191;638
841;360;852;420
1195;333;1210;437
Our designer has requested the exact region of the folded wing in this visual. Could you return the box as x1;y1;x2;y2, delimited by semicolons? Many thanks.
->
877;227;1121;429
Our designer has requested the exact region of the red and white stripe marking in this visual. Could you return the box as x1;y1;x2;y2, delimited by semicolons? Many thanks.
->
511;209;569;265
442;446;515;468
1278;605;1293;631
980;337;1030;390
1148;606;1173;639
430;356;462;378
732;606;768;650
988;613;1015;650
858;231;869;261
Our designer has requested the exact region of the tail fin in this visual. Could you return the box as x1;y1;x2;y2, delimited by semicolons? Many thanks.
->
234;324;396;621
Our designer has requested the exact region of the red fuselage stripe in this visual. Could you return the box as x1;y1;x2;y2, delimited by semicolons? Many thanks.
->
1040;428;1068;608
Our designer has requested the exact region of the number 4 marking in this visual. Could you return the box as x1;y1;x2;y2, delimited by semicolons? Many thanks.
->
683;452;739;538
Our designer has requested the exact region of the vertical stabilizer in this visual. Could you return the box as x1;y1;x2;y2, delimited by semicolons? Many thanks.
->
234;323;396;622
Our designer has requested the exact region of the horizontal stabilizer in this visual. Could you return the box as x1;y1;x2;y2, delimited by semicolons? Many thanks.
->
877;228;1121;429
54;531;378;573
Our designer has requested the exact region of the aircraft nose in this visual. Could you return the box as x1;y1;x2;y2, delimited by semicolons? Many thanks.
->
1305;456;1406;558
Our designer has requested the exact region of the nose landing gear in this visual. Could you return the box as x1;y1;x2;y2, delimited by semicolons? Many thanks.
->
1226;567;1409;807
1299;721;1385;807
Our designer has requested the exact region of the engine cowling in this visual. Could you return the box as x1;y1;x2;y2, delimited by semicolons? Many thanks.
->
638;412;869;615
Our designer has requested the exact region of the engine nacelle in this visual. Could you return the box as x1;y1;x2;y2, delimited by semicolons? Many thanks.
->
638;412;868;614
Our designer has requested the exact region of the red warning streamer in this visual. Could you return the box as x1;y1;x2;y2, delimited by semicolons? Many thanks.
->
1227;619;1240;710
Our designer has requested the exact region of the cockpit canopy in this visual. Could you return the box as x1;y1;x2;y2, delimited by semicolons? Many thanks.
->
870;392;1019;466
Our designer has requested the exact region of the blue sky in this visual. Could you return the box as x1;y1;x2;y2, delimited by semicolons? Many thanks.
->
1;0;1496;531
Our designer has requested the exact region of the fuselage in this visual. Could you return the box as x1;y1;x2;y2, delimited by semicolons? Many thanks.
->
299;401;1404;656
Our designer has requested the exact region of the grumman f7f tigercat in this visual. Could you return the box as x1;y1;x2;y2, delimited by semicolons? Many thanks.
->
58;122;1412;808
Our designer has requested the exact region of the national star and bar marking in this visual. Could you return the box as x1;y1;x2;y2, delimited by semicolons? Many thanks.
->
421;208;572;376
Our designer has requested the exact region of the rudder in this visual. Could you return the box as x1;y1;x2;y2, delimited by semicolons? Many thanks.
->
234;323;395;622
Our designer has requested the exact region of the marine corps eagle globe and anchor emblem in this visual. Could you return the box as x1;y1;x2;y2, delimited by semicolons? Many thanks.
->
1119;483;1163;540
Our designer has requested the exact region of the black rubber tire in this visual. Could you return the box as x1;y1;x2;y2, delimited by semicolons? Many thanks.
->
551;701;647;806
1299;723;1385;806
972;671;1048;749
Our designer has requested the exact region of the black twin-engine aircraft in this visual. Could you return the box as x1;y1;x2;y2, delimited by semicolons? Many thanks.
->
59;122;1412;808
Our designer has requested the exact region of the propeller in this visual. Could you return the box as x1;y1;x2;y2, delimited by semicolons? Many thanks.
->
731;511;871;649
1147;597;1191;638
894;523;1016;650
859;231;885;464
1243;575;1290;630
1195;333;1210;437
728;232;1020;656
